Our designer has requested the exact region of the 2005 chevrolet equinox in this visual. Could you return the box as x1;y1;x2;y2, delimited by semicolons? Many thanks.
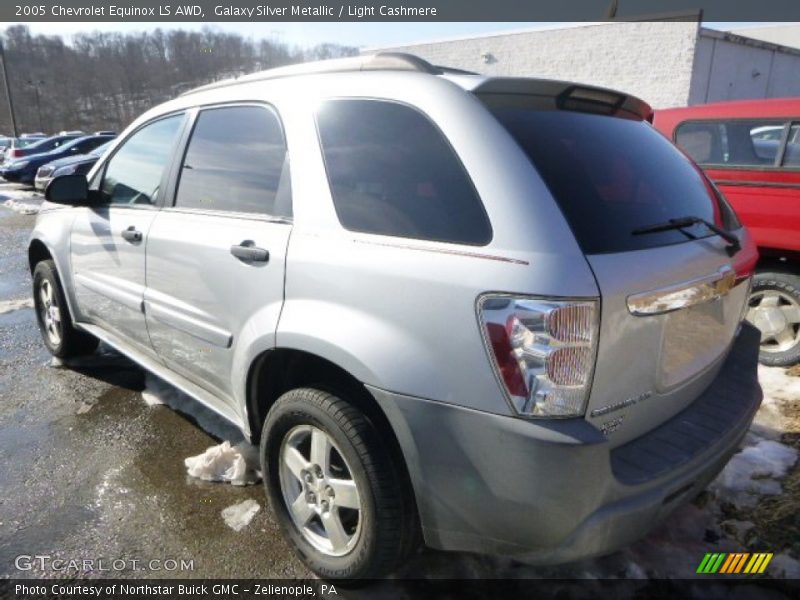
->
29;53;763;579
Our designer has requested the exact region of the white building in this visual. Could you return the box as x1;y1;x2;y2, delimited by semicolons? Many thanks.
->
729;24;800;50
369;21;800;109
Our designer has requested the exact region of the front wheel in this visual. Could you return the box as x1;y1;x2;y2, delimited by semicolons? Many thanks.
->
746;270;800;367
33;260;97;358
261;388;418;580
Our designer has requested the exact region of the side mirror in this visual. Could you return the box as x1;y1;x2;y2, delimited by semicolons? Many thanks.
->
45;174;89;206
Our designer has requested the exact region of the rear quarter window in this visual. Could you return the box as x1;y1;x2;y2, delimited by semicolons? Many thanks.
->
315;99;492;246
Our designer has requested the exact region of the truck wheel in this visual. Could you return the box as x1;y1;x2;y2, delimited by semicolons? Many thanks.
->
33;260;98;358
746;271;800;367
261;387;417;580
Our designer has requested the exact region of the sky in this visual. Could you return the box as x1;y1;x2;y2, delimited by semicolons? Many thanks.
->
12;21;780;49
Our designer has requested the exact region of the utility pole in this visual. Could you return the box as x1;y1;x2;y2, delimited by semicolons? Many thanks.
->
27;79;44;132
0;41;18;137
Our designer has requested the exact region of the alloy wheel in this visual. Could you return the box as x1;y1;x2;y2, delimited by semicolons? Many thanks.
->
278;425;362;557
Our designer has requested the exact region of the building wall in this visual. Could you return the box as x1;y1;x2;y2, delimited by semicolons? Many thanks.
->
689;30;800;104
372;22;701;109
728;24;800;51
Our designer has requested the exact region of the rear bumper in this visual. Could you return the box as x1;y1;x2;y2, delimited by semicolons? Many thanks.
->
369;322;762;564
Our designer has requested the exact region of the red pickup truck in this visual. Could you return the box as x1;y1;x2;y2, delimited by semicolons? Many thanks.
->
654;98;800;366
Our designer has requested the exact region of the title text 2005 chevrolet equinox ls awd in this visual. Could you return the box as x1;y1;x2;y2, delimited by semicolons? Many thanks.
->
29;53;762;579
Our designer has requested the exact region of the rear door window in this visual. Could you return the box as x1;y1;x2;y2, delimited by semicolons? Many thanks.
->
675;120;788;167
316;99;491;246
482;96;726;254
174;105;290;217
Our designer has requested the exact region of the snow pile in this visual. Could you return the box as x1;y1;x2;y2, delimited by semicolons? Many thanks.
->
711;440;798;507
221;499;261;532
184;441;261;486
758;365;800;402
3;198;40;215
0;297;34;314
141;385;165;406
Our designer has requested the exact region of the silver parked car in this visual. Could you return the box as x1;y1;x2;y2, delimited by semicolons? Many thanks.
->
29;53;762;579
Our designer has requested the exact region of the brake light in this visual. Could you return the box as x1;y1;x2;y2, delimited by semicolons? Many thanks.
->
478;296;599;418
12;149;23;158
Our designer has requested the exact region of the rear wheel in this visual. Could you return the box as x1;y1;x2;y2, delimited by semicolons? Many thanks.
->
261;388;418;580
33;260;97;358
746;270;800;367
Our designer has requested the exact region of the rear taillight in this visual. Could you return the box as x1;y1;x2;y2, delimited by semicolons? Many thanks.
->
478;296;599;418
12;149;23;158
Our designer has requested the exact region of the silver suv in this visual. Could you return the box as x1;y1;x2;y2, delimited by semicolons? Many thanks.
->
29;53;763;579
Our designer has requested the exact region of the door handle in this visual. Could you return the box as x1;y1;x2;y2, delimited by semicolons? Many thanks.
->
230;240;269;263
121;226;143;243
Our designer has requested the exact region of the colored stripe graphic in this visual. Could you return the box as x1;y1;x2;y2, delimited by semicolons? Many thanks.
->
726;553;748;573
719;553;736;573
697;553;714;573
697;552;773;574
745;553;773;574
697;553;726;573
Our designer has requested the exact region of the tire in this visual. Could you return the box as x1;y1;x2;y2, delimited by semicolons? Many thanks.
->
261;388;418;580
746;270;800;367
32;259;98;358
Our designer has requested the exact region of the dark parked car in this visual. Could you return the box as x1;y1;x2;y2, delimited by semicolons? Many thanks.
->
1;134;113;185
34;140;113;191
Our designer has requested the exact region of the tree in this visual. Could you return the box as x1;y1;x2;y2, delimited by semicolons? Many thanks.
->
0;25;358;134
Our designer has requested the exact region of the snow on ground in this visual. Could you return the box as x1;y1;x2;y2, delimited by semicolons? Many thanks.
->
221;499;261;532
711;440;797;507
184;441;261;486
0;182;43;215
0;297;34;314
2;198;40;215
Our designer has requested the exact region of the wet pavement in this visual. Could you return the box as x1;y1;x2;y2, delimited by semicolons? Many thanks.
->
0;184;798;589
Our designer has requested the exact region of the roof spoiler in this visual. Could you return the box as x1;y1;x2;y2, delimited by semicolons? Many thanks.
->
474;79;654;122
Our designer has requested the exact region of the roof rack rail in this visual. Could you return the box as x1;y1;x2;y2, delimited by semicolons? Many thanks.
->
182;52;470;96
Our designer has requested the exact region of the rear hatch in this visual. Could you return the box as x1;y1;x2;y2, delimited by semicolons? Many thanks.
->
480;86;755;446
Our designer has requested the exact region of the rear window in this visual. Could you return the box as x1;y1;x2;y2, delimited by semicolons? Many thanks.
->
483;97;725;254
316;99;491;246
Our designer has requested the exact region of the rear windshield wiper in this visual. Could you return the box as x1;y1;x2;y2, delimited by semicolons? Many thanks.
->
632;216;740;256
